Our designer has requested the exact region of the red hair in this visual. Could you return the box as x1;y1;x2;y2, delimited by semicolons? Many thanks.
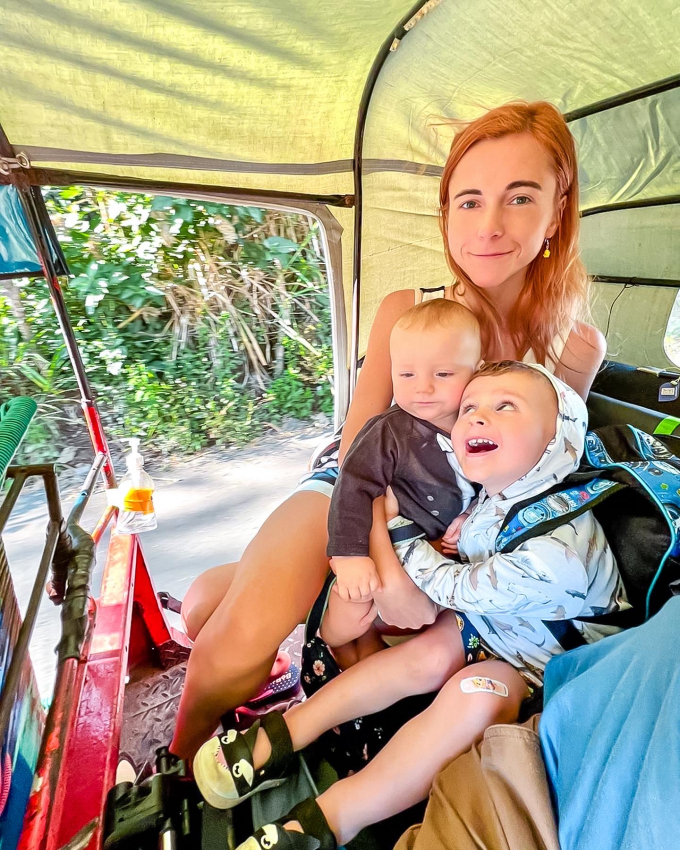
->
439;101;588;365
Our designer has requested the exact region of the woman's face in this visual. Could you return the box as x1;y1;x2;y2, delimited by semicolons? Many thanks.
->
446;133;562;295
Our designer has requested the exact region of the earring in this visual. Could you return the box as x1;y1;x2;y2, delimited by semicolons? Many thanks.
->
543;238;551;259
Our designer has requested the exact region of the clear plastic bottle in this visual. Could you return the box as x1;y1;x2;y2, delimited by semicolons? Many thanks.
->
116;437;157;534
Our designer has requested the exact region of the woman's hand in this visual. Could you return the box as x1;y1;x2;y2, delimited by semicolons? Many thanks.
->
369;494;438;629
375;569;438;630
441;510;470;555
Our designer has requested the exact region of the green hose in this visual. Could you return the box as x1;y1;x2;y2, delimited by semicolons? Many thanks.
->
0;397;38;483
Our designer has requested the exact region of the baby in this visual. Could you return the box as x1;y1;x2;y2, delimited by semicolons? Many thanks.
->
322;297;480;655
194;362;626;850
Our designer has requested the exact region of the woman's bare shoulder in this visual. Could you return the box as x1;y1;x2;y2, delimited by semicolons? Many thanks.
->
566;321;607;363
375;288;416;319
557;321;607;399
362;289;417;352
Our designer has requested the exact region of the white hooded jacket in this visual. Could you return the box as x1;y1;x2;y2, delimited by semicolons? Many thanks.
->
388;364;626;685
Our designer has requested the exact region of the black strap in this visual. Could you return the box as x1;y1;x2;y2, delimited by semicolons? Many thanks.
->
544;619;587;650
217;722;258;798
388;522;427;545
305;572;336;644
288;797;336;850
258;710;294;779
201;804;235;850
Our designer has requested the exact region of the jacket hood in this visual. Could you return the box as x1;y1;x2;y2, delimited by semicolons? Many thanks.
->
458;365;588;561
498;364;589;503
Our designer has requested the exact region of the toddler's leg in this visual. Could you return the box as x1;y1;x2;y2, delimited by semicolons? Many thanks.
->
316;659;528;846
252;609;464;771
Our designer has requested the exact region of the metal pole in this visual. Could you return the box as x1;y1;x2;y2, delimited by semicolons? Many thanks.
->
350;1;434;397
18;187;117;488
0;519;60;747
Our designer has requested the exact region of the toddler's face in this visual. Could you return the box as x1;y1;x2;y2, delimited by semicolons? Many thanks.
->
452;370;557;495
390;324;481;432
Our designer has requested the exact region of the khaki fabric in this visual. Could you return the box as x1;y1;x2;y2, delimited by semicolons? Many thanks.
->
395;717;559;850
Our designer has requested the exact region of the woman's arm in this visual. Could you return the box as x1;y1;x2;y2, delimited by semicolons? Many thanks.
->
555;321;607;400
338;289;414;464
368;497;438;629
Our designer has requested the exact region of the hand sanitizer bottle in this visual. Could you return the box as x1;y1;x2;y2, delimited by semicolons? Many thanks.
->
116;438;157;534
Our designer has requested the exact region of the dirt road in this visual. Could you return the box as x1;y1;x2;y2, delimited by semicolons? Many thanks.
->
4;423;328;696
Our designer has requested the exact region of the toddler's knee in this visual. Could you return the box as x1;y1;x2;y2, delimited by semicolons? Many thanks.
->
446;664;523;726
403;638;461;693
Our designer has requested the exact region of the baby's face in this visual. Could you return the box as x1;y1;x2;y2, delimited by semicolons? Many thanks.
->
452;370;557;495
390;324;481;432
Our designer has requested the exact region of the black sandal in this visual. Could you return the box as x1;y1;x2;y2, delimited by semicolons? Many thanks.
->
193;710;294;810
235;797;337;850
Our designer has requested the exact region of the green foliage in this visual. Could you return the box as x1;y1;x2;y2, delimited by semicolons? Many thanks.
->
0;188;334;458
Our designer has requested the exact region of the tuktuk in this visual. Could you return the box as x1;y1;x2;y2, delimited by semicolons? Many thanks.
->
0;1;678;847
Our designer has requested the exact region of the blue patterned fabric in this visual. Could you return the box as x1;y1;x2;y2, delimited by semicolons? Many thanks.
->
497;426;680;621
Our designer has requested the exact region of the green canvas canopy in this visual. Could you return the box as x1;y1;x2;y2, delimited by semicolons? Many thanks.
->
0;0;678;414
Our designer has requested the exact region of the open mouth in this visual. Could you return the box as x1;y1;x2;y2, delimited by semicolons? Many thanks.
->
466;437;498;454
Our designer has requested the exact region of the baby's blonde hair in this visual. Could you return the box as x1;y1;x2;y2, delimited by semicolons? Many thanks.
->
394;298;480;337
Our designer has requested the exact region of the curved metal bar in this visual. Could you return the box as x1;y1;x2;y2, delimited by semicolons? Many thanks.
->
581;194;680;218
565;73;680;123
0;471;62;747
350;1;434;394
592;274;680;289
92;504;117;545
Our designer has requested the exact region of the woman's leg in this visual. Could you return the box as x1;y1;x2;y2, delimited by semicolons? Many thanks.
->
250;610;464;768
181;562;238;640
316;659;528;846
171;490;331;760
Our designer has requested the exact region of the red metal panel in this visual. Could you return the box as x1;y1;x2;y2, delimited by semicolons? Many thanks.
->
55;530;136;849
20;532;137;850
20;527;193;850
81;402;116;490
132;543;192;668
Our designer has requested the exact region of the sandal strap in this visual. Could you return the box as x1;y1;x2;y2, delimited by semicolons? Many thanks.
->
242;825;320;849
218;721;260;798
244;798;336;850
257;710;294;780
288;798;336;850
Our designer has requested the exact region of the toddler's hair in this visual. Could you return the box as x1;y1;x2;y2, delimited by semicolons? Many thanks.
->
394;298;480;337
471;360;555;394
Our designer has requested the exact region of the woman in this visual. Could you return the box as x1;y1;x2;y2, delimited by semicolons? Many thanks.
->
171;100;606;761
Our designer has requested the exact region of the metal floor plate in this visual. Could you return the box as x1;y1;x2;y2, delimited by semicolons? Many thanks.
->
120;625;305;770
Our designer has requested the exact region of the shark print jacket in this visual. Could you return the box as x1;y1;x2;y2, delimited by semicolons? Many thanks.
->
388;364;627;686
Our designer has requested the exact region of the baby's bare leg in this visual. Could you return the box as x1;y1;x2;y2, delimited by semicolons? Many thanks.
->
318;591;384;669
317;659;528;845
319;591;375;648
